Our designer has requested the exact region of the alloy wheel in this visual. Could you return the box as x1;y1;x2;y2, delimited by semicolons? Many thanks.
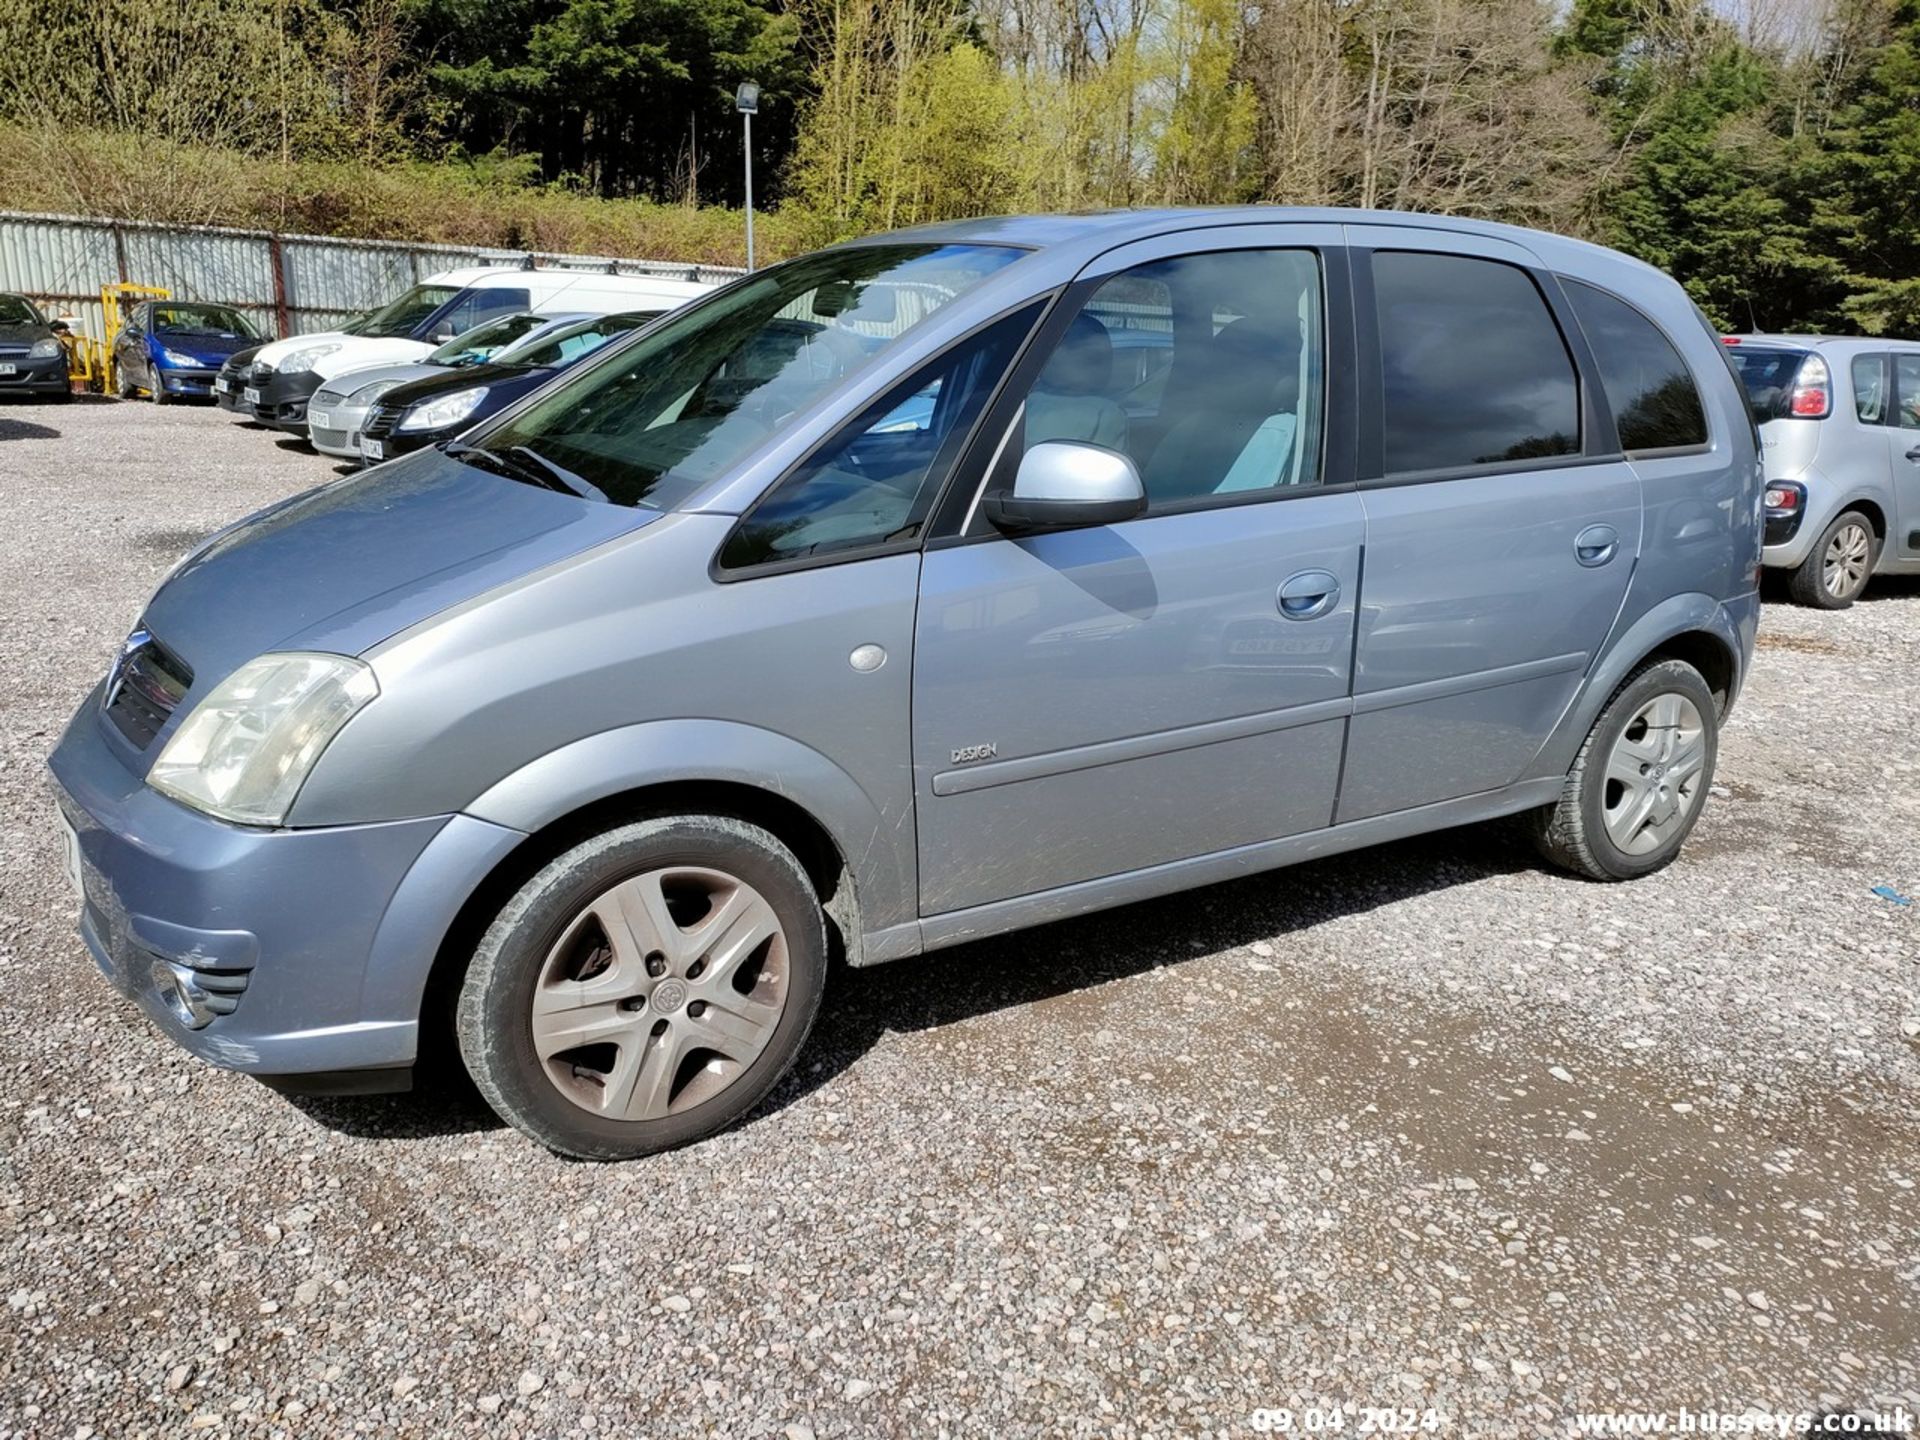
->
1601;692;1708;856
1822;521;1872;600
531;866;789;1121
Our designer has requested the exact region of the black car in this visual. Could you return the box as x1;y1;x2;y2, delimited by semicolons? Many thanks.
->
213;347;264;413
0;292;72;401
355;309;662;464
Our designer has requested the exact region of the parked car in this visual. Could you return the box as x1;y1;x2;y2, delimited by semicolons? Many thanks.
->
307;310;595;462
0;291;73;401
357;308;666;464
1723;333;1920;607
111;301;263;404
213;346;265;414
235;266;711;435
50;211;1762;1161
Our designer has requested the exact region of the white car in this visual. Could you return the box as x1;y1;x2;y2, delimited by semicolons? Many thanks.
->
226;265;712;434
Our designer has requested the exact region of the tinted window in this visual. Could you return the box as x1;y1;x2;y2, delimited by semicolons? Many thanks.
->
1017;248;1323;506
721;303;1040;569
1373;252;1579;473
1894;355;1920;430
1725;346;1808;421
1853;354;1889;425
479;244;1021;509
437;287;530;337
1564;280;1707;452
0;294;42;325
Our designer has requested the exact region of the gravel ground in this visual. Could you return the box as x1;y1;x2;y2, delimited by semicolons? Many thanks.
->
1;398;1916;1439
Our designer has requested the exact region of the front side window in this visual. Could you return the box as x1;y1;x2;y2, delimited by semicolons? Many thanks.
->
434;286;530;337
477;243;1023;509
1853;354;1889;425
1373;251;1579;474
359;284;459;339
720;302;1042;570
1013;248;1324;507
429;312;546;366
1564;280;1707;453
1894;355;1920;430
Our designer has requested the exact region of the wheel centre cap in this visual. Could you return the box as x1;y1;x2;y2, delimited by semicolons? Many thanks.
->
651;978;689;1014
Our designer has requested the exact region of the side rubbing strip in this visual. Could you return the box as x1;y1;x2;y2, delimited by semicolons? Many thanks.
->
1350;651;1589;716
932;696;1353;797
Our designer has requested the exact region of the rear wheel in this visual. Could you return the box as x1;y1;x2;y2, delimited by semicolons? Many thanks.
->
1532;659;1718;881
456;815;827;1160
1788;509;1877;608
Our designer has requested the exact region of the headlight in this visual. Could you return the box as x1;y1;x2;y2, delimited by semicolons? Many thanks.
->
398;386;487;432
275;342;342;373
148;653;378;826
159;347;200;368
347;378;403;405
27;337;62;359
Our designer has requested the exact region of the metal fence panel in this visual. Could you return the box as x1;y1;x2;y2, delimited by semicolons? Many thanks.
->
0;211;743;343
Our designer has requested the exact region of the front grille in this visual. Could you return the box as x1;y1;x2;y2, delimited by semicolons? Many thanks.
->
361;402;400;440
105;638;192;749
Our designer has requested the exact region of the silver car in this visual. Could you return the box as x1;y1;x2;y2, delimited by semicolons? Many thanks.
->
1725;334;1920;606
306;311;592;460
50;210;1762;1160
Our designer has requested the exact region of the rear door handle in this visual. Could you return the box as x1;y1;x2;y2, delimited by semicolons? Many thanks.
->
1574;524;1619;567
1277;569;1340;620
1904;445;1920;461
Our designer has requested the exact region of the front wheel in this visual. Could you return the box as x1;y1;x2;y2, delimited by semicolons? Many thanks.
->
1532;659;1718;881
1788;509;1877;608
456;815;827;1160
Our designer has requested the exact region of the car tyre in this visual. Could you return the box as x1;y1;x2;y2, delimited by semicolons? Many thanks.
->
1787;509;1877;608
149;364;170;405
114;363;138;400
1531;658;1719;882
456;815;827;1161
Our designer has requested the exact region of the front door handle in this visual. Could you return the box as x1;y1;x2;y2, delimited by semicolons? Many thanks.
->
1903;445;1920;462
1277;569;1340;620
1575;524;1619;567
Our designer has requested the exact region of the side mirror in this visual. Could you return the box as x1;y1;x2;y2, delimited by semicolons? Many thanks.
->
983;441;1147;532
432;326;457;343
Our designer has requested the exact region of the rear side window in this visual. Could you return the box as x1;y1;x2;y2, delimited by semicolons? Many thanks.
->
1853;355;1889;424
1564;280;1708;453
1372;252;1579;474
1894;355;1920;430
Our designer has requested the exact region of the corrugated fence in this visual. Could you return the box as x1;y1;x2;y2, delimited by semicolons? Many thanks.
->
0;211;745;344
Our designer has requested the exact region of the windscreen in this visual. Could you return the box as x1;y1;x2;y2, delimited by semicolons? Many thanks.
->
0;294;45;325
152;304;256;337
493;310;660;369
470;243;1024;507
429;312;547;366
360;284;459;339
1726;345;1809;421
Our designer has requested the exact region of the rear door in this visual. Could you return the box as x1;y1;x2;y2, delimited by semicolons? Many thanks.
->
911;227;1364;917
1338;228;1641;822
1884;354;1920;564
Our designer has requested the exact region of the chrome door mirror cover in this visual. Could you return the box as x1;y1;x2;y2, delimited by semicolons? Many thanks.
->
984;441;1147;532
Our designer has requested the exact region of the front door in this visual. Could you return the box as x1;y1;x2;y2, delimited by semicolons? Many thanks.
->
1886;353;1920;563
1337;230;1642;821
912;232;1364;917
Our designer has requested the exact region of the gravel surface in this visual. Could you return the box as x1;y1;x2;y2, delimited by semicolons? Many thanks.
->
1;398;1916;1438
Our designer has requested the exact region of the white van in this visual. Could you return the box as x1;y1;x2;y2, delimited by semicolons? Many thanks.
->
223;266;712;432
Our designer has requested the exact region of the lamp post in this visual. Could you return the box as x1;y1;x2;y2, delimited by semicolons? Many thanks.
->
735;82;760;272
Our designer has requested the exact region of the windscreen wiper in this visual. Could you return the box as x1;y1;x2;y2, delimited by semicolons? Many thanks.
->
442;441;602;501
504;445;607;503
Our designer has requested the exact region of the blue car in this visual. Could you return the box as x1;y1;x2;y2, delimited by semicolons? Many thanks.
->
112;302;265;404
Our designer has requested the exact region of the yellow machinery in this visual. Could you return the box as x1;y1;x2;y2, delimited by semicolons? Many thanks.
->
63;283;170;394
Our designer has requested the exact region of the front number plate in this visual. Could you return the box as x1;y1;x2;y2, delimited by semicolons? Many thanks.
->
308;409;331;430
214;378;230;393
242;386;261;405
360;438;385;462
0;363;16;376
58;813;84;907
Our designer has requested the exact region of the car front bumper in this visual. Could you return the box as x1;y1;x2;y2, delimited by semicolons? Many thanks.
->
46;684;524;1085
308;400;375;460
154;365;220;399
0;351;72;395
243;368;323;432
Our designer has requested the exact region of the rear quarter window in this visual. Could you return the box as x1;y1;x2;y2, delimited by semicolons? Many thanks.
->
1563;279;1708;453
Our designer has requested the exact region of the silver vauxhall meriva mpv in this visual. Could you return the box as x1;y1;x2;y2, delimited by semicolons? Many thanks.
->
50;210;1763;1159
